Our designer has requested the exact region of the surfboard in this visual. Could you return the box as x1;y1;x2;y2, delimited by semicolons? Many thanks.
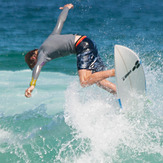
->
114;45;146;108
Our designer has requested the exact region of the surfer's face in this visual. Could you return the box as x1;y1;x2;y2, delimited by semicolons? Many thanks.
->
29;51;38;69
25;49;38;70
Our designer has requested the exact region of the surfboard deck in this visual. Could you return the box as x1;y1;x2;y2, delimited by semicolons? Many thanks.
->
114;45;146;108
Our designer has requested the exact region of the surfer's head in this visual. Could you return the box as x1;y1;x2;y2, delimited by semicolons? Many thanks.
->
25;49;38;70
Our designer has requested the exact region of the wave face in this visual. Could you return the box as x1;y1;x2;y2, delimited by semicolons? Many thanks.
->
0;70;162;162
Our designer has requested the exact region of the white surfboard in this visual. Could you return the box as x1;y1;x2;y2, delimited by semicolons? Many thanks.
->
114;45;146;108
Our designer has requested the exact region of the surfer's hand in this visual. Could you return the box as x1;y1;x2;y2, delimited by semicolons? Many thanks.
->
25;86;35;98
59;4;74;10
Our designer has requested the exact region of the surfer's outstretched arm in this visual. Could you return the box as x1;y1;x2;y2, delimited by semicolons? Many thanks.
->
25;4;74;98
25;50;45;98
52;4;74;35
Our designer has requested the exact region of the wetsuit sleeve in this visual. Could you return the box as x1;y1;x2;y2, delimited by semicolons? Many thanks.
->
30;51;47;86
51;7;70;35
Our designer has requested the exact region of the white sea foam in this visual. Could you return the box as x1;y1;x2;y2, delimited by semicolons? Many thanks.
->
63;72;163;162
0;70;76;115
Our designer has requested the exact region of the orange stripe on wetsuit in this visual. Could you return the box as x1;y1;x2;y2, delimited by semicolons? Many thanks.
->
75;36;87;47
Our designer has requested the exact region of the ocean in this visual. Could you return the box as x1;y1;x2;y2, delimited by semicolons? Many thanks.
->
0;0;163;162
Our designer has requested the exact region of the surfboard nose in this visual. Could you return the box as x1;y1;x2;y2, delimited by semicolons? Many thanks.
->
114;45;119;49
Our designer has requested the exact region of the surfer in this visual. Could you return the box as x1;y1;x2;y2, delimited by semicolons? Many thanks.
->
25;3;116;98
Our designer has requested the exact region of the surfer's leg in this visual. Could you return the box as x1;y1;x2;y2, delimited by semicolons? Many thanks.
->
78;69;116;88
96;79;116;94
76;35;116;94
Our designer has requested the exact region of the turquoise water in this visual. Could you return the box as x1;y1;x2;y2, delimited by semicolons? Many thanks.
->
0;0;163;162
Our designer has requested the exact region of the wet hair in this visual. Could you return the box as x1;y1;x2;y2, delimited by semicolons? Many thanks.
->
25;49;38;69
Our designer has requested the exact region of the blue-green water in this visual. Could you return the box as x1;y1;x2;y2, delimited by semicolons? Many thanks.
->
0;0;163;162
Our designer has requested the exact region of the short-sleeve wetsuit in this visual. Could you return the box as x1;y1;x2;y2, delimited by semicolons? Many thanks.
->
30;7;105;86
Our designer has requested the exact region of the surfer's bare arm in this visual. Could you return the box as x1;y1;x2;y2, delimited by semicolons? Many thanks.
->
51;4;74;35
